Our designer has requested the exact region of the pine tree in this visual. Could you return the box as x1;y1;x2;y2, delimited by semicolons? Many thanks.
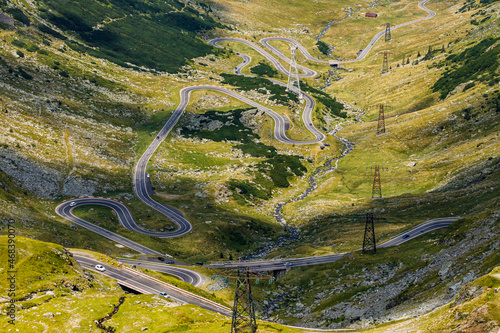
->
417;51;421;57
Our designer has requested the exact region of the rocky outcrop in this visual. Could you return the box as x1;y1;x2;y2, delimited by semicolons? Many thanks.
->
261;210;500;330
0;147;61;198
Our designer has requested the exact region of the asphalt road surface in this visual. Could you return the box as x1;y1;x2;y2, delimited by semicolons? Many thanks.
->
209;218;459;271
116;258;206;287
260;0;435;65
53;0;443;319
56;200;163;255
73;253;230;316
209;37;317;77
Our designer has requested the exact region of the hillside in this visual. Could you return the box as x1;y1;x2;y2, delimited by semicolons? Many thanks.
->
0;236;300;332
0;0;499;331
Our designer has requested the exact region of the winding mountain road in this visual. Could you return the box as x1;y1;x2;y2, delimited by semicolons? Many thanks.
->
73;253;230;315
56;0;437;252
209;218;459;271
260;0;435;65
52;0;446;316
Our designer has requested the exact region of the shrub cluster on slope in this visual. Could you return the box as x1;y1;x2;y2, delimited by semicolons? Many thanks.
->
250;61;278;77
316;40;330;56
180;109;306;203
221;73;299;105
37;0;223;72
432;37;500;99
303;83;347;118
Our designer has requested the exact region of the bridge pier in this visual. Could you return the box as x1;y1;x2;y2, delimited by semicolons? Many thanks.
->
273;269;288;280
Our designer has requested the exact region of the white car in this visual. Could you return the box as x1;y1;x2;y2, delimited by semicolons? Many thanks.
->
159;292;170;298
283;262;293;267
95;265;105;272
69;202;76;207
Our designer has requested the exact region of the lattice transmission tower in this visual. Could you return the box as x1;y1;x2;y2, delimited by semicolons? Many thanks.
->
377;104;386;135
378;51;392;74
286;46;303;100
213;267;274;333
382;23;394;42
363;213;377;253
372;165;382;199
362;213;387;253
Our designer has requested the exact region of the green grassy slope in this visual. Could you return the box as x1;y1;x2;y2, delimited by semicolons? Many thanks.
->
0;236;301;332
34;0;223;73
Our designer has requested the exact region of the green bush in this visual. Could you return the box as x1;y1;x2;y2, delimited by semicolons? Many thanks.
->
17;68;33;80
250;61;278;77
302;83;347;118
5;7;31;25
432;37;500;99
37;23;67;40
221;73;299;104
11;39;26;48
316;40;330;56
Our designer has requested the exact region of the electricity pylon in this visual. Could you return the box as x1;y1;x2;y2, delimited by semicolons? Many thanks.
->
377;104;386;135
232;268;257;333
372;165;382;199
362;213;387;254
286;46;303;100
212;267;274;333
378;51;392;74
382;23;394;42
363;213;376;253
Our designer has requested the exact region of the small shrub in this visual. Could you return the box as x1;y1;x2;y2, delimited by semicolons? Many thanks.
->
11;39;26;48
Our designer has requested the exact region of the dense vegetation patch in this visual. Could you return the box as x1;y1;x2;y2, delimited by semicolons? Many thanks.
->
316;40;330;56
221;73;299;105
303;83;347;118
180;109;306;203
250;61;278;77
4;7;31;25
37;0;224;72
432;37;500;99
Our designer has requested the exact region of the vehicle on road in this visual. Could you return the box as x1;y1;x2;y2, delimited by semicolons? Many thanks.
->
166;260;174;264
402;234;410;239
69;201;76;207
157;257;165;262
159;292;170;298
95;265;105;271
283;262;293;267
156;136;160;139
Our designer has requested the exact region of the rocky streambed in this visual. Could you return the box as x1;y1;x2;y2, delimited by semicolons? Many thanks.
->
241;128;354;260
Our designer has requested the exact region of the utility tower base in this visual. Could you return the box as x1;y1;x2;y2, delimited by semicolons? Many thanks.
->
231;267;257;333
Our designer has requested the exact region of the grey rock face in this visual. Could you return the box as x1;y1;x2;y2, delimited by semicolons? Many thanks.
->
62;175;98;197
0;148;61;198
